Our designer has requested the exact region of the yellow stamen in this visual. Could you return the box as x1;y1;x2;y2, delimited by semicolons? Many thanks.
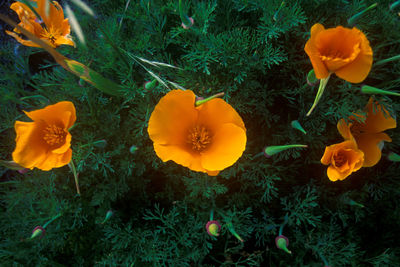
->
41;26;60;45
187;125;211;151
43;125;66;145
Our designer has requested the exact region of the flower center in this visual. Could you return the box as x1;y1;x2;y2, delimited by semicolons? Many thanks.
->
187;125;211;151
43;125;66;146
41;26;59;45
333;152;346;167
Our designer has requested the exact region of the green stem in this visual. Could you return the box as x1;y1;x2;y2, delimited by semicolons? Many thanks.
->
210;209;214;221
68;160;80;195
347;3;377;26
306;75;330;116
43;213;62;228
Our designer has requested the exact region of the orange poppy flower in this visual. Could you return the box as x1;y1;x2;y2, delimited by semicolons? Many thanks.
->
337;98;396;167
147;90;247;176
321;139;364;181
12;101;76;170
5;0;74;48
304;23;373;83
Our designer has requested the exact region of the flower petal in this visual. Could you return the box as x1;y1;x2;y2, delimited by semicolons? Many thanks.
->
337;119;354;140
363;98;397;133
148;90;198;146
5;30;41;47
55;35;75;47
52;132;71;154
153;143;206;173
35;148;72;171
24;101;76;129
12;121;48;169
197;98;245;133
334;30;373;83
327;165;351;181
356;132;391;167
304;23;330;79
201;123;246;171
38;0;65;27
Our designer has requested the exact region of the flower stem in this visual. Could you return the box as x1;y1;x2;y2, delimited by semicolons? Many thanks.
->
68;160;81;195
43;213;62;228
347;3;378;26
195;92;225;106
306;75;330;116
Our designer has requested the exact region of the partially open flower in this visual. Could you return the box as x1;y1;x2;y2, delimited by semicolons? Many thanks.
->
6;0;75;48
304;23;373;83
337;98;396;167
206;220;221;237
321;140;364;181
12;101;76;171
147;90;246;176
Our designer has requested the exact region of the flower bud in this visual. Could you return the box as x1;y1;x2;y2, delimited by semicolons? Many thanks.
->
291;120;307;135
306;69;318;86
181;17;194;29
195;92;224;106
31;226;45;239
144;80;157;91
275;235;291;254
129;145;138;154
388;152;400;162
263;144;308;158
361;85;400;96
205;220;221;237
101;210;113;224
226;222;244;242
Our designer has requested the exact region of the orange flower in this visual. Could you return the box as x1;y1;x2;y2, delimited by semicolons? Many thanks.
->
337;98;396;167
12;101;76;170
304;23;373;83
321;140;364;181
147;90;246;176
5;0;74;48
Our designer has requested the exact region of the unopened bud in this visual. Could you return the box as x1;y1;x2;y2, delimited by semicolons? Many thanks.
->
291;120;307;135
31;226;45;239
129;145;138;154
263;144;308;158
206;220;221;237
101;210;113;224
275;235;291;254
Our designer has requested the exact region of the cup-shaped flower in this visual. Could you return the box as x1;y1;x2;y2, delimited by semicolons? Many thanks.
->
6;0;75;48
337;98;396;167
321;140;364;181
304;23;373;83
206;220;221;237
12;101;76;171
147;90;246;176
